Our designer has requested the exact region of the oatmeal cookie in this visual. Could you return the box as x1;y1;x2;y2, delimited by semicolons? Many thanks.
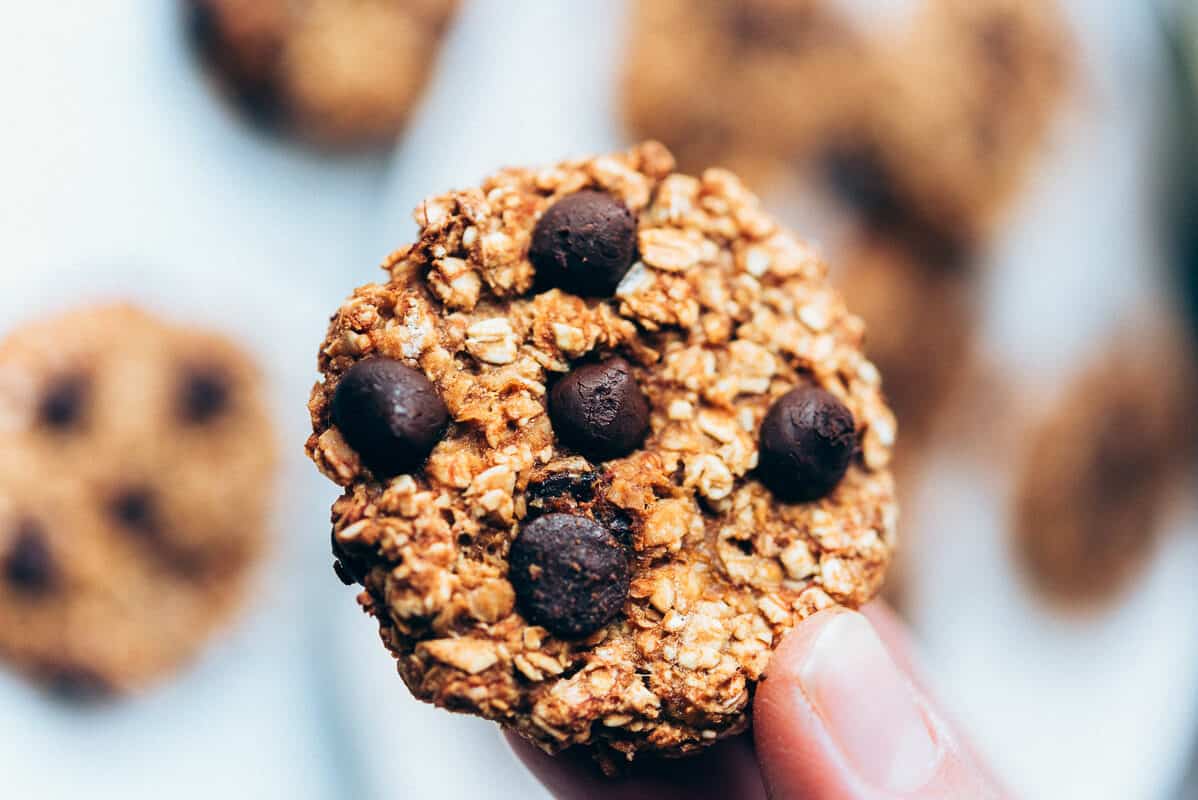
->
835;237;974;462
1013;331;1196;608
859;0;1073;244
623;0;872;190
0;305;275;695
307;143;897;764
625;0;1071;245
186;0;458;147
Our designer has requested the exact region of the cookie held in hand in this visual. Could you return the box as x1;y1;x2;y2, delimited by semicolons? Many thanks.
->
307;143;897;766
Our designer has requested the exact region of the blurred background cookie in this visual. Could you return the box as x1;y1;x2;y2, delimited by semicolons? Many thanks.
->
622;0;872;189
836;237;975;466
1011;328;1196;609
0;304;276;695
186;0;459;148
624;0;1070;245
853;0;1072;246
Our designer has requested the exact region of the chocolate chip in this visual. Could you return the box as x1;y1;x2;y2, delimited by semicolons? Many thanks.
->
4;520;57;594
526;471;599;506
508;513;629;638
821;143;906;231
109;487;161;537
593;501;635;548
758;386;855;502
38;373;90;431
331;357;450;478
820;143;971;271
530;190;638;296
180;366;232;425
979;16;1017;76
48;666;113;703
727;2;825;51
549;358;650;462
185;0;288;129
331;529;369;586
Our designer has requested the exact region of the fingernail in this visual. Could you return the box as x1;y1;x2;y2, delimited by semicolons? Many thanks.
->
800;612;940;793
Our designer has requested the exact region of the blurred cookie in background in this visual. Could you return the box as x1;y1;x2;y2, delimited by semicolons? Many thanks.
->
1012;328;1196;609
0;305;276;696
622;0;873;189
625;0;1071;246
836;237;975;474
186;0;459;148
855;0;1072;245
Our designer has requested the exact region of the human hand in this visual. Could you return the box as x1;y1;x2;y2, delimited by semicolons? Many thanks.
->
507;603;1008;799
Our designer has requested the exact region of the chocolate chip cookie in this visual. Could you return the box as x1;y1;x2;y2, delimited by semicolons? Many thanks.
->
308;143;897;765
0;305;275;695
624;0;1071;246
186;0;459;147
835;237;975;460
861;0;1073;245
623;0;871;191
1013;331;1196;608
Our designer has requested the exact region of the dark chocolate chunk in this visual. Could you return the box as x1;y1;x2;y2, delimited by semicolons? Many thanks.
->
821;143;907;231
820;142;971;270
727;2;826;51
530;190;638;296
48;666;113;704
179;366;232;425
979;15;1017;77
758;386;856;502
526;471;600;506
548;357;650;461
38;373;90;432
508;513;629;638
4;520;57;594
331;357;449;478
185;0;288;129
593;501;635;548
109;487;162;538
331;529;369;586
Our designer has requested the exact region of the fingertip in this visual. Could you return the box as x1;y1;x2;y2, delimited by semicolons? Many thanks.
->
755;609;1007;799
754;608;866;798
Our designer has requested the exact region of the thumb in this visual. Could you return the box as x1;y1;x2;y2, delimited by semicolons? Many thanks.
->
754;607;1007;800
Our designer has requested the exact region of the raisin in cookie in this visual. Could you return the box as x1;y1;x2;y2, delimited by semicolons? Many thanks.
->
0;305;275;695
307;143;897;764
187;0;459;147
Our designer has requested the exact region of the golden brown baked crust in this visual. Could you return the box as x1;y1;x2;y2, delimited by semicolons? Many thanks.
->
307;143;897;764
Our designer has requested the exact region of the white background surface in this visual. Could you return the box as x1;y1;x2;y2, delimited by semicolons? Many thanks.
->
0;2;1195;799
